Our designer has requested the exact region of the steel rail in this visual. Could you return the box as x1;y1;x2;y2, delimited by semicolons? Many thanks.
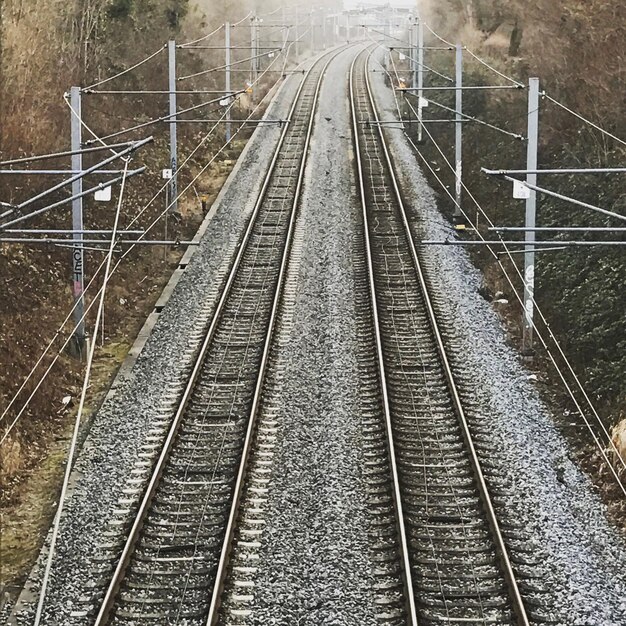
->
360;46;531;625
93;46;346;626
204;45;346;626
349;47;419;626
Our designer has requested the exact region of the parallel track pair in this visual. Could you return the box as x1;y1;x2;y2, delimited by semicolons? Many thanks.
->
92;45;536;626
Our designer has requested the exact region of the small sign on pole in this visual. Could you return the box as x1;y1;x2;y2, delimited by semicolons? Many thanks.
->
162;169;173;180
219;98;230;107
94;185;112;202
399;52;406;61
419;97;429;108
513;179;531;199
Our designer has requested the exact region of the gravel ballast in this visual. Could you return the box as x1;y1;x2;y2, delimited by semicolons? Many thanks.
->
227;46;381;625
9;43;626;626
7;64;307;626
369;48;626;625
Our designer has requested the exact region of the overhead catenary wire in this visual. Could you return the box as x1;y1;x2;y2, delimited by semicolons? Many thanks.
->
233;11;255;28
120;39;291;235
66;18;262;152
64;94;131;157
397;88;626;486
6;5;327;485
464;48;524;88
382;44;626;466
406;92;526;141
178;48;282;81
1;100;235;445
367;27;413;48
79;94;244;144
258;5;282;18
390;48;454;83
83;45;166;91
404;111;626;486
365;33;404;121
5;29;282;432
33;159;130;626
423;21;524;88
388;45;404;88
1;33;292;444
422;21;455;48
543;93;626;150
179;22;225;48
0;168;146;230
410;121;626;493
280;26;298;76
0;141;136;167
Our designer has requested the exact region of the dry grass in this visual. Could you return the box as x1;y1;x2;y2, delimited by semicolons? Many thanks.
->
0;439;22;486
1;0;78;156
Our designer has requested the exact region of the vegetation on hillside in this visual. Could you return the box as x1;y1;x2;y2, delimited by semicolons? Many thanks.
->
416;0;625;422
0;0;284;497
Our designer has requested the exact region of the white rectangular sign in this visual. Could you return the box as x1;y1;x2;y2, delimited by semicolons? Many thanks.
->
94;185;112;202
419;97;429;108
162;169;173;180
399;53;406;61
513;179;531;199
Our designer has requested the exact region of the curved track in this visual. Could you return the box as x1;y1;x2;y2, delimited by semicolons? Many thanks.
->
92;48;344;626
350;47;531;626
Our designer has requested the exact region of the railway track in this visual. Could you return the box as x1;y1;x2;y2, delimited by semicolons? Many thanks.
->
350;47;532;625
82;42;551;626
90;48;342;626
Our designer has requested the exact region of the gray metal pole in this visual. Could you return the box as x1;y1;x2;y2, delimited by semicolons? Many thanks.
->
454;43;463;220
70;86;85;354
409;19;415;88
225;22;232;142
255;17;260;81
417;18;424;142
168;40;178;215
523;77;540;354
322;9;327;49
251;16;259;102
